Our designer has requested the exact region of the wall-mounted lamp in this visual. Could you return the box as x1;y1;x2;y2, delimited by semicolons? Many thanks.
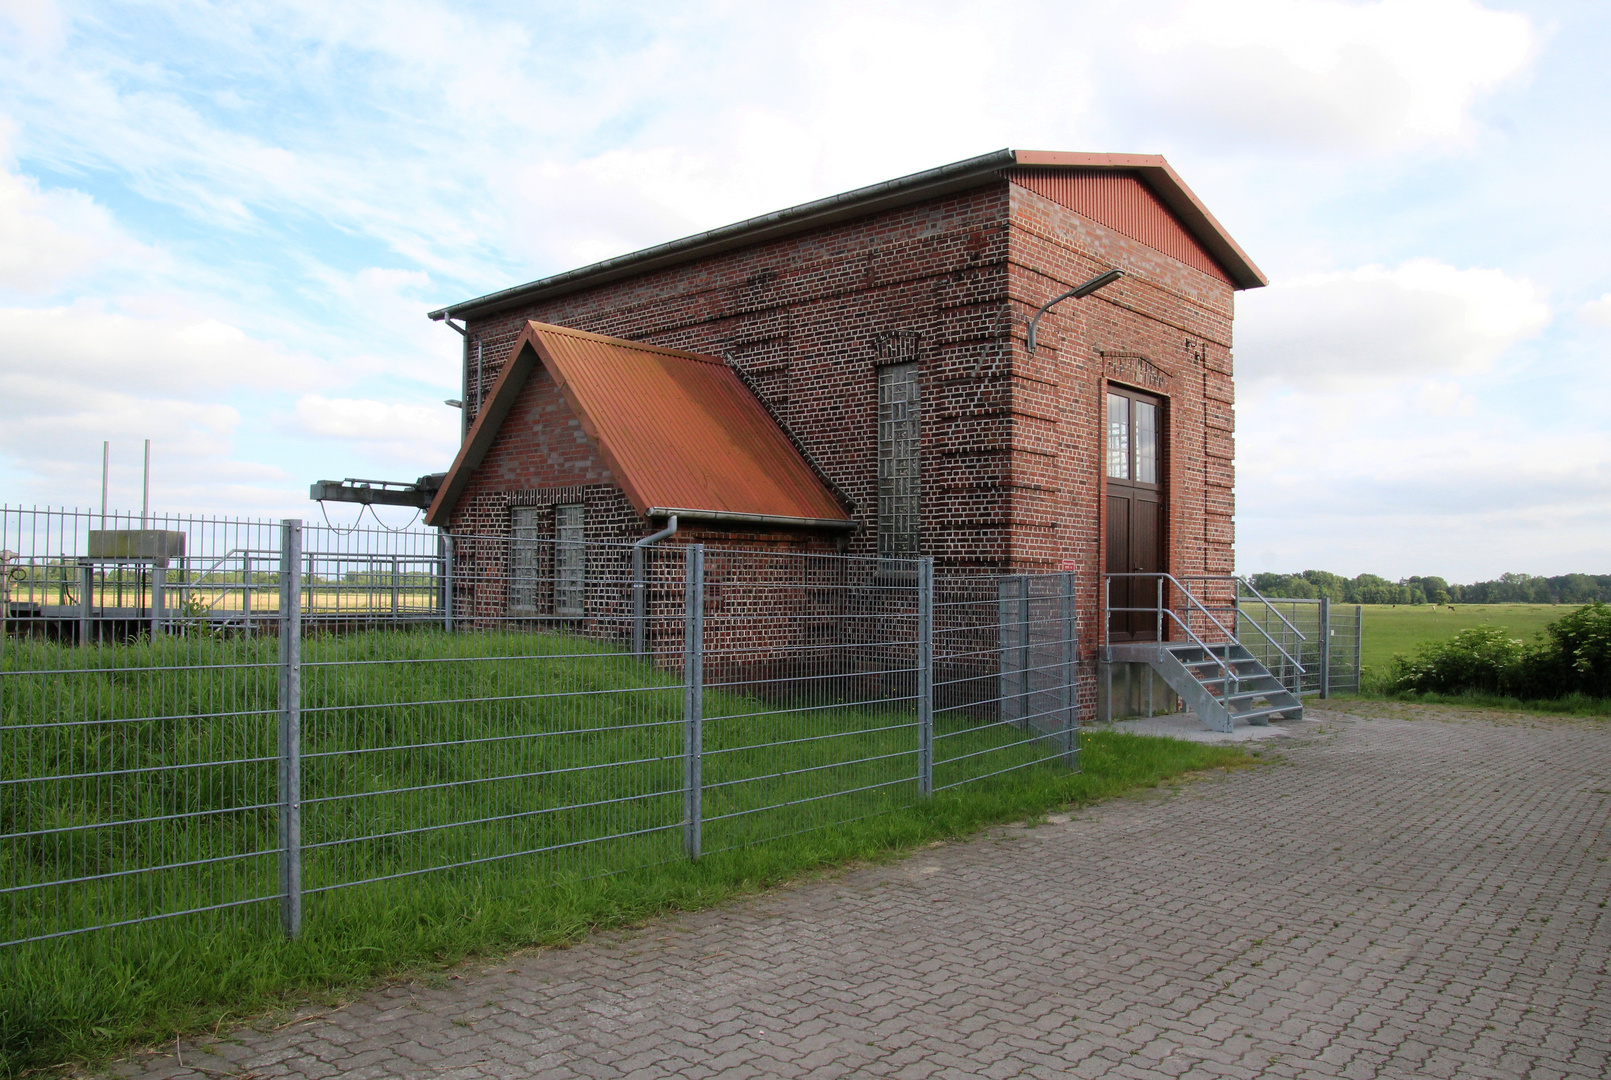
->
1025;269;1125;354
444;399;463;408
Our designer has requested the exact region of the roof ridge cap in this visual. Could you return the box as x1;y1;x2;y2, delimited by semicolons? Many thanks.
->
526;321;727;365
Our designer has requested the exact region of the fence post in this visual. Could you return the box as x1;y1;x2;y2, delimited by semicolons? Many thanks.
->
1018;576;1031;730
440;533;454;632
1354;605;1363;691
1061;571;1080;771
631;544;646;659
277;519;304;939
78;559;92;646
1100;575;1111;724
682;544;704;861
917;557;933;798
152;561;167;638
1318;595;1331;698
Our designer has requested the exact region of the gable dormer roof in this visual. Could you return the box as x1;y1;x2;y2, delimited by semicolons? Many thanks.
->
425;321;852;529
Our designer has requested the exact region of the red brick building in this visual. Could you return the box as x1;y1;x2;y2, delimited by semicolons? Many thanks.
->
424;149;1264;662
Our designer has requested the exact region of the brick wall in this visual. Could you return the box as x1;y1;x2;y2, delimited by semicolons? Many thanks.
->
448;171;1243;712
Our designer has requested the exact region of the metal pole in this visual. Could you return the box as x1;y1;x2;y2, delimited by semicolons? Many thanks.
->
1061;571;1079;770
1155;575;1163;644
78;559;92;646
100;442;108;530
441;534;454;632
141;439;150;528
1354;605;1363;692
631;544;645;658
391;556;400;616
152;561;166;638
277;519;303;938
1018;576;1031;731
242;553;252;634
1101;576;1111;724
1319;595;1331;698
682;544;704;861
917;557;933;798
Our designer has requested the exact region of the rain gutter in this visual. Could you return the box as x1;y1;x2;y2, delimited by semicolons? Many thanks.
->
646;507;857;531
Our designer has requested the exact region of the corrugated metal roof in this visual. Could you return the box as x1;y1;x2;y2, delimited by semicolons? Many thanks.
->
426;322;851;528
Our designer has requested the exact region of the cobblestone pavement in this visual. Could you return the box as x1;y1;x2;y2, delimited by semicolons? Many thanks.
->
113;707;1611;1079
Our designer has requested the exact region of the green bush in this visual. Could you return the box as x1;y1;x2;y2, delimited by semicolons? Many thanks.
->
1540;600;1611;698
1385;625;1528;695
1384;601;1611;700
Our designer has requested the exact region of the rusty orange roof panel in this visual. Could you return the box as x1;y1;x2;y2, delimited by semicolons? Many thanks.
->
426;322;851;528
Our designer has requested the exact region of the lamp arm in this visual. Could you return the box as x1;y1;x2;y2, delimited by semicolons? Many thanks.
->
1026;286;1083;355
1024;269;1125;354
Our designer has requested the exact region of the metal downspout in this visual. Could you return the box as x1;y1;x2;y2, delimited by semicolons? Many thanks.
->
632;515;678;658
442;316;470;441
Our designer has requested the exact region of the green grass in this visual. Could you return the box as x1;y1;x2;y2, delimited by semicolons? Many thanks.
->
1357;603;1568;677
1;630;1252;1075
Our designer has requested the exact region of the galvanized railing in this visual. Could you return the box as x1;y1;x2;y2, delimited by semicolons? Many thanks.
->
2;508;1082;952
1103;572;1246;709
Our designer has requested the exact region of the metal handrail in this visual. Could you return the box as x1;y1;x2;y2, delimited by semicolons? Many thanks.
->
1177;573;1307;640
1173;573;1308;676
1107;603;1240;706
1106;571;1243;645
1104;574;1240;709
1106;571;1309;694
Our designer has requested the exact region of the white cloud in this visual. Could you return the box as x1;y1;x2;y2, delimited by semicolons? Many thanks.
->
1114;0;1538;151
295;394;457;468
1579;293;1611;328
0;0;62;50
1235;259;1550;389
0;301;323;394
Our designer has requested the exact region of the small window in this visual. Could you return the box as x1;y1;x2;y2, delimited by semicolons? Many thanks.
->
878;362;920;562
554;504;585;617
1107;389;1163;487
1106;393;1130;480
1134;400;1158;485
509;506;543;615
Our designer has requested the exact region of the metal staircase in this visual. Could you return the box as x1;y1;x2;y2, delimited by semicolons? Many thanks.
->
1103;574;1306;733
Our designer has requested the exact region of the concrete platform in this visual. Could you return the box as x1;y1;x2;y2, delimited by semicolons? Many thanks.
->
1104;708;1322;742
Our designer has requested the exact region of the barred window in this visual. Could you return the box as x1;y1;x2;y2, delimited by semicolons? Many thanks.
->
554;504;585;617
509;506;542;615
878;362;920;562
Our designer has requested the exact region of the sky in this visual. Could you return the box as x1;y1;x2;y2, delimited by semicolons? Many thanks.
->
0;0;1606;582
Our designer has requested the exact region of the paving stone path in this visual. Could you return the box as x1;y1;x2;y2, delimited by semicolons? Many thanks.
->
113;707;1611;1079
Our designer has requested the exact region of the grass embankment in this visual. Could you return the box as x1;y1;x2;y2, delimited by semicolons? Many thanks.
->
1;631;1250;1075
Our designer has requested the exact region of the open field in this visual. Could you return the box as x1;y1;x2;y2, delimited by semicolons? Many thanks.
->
0;627;1247;1075
1359;603;1572;675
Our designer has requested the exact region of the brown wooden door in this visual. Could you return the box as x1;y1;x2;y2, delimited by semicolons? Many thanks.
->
1105;388;1164;641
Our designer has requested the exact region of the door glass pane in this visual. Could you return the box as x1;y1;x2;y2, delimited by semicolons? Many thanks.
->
1106;393;1130;480
554;504;585;617
509;506;542;615
1134;400;1158;485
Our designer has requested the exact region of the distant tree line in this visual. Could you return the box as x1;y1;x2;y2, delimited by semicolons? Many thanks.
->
1246;570;1611;606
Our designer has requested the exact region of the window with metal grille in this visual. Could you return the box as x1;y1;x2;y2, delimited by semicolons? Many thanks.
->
878;361;920;562
509;506;542;615
554;504;585;617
